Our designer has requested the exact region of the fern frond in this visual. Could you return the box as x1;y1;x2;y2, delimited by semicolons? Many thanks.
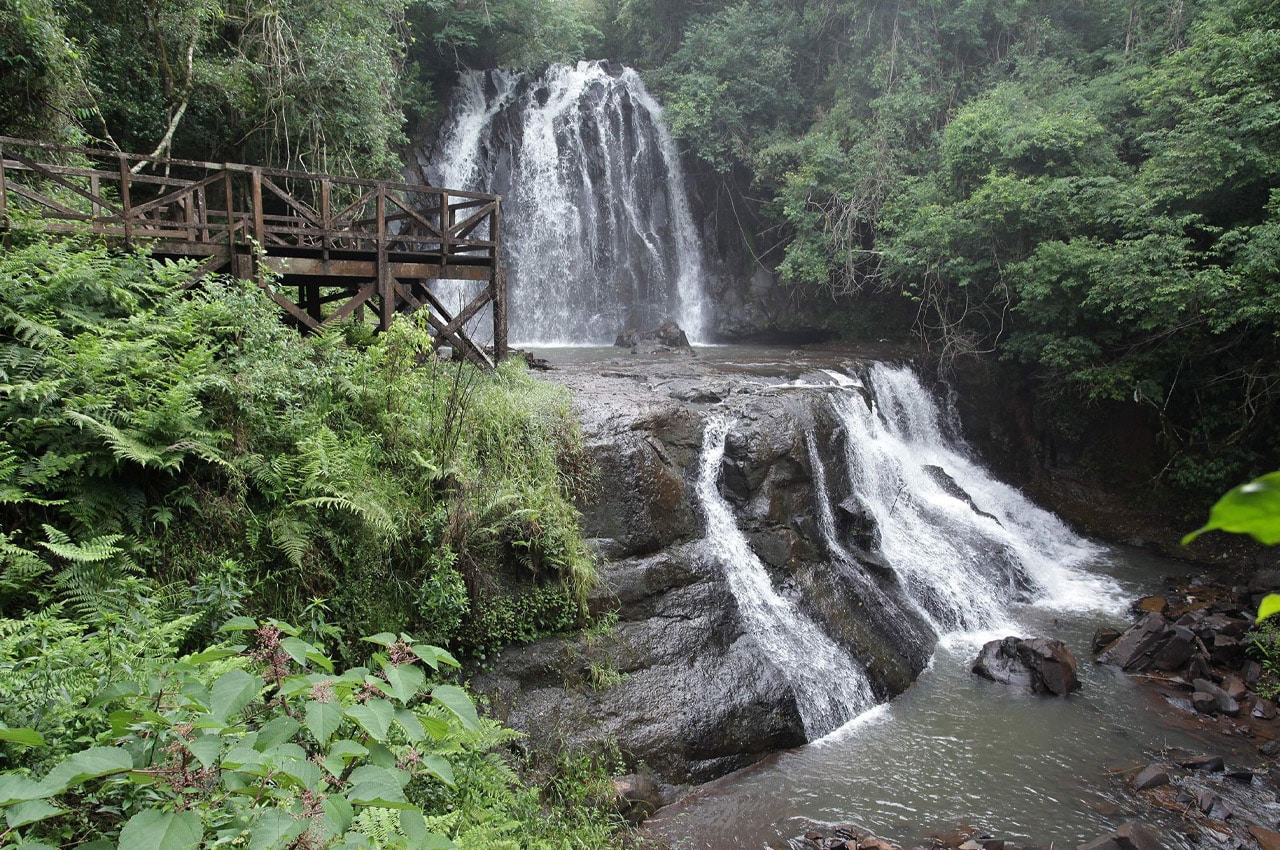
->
64;411;176;470
37;525;126;564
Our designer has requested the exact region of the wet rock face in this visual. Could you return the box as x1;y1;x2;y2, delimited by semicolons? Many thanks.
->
467;359;938;793
972;636;1081;696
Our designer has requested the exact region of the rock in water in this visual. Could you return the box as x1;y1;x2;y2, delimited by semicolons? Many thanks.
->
614;321;693;353
972;636;1081;696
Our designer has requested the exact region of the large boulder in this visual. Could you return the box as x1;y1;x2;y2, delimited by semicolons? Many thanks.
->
972;636;1081;696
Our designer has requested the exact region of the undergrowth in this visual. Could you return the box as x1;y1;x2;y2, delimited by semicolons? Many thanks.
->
0;228;628;847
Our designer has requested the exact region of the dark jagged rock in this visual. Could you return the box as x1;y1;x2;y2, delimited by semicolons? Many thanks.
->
1176;754;1225;772
923;464;1001;523
1192;678;1240;716
1079;822;1166;850
1131;765;1171;791
972;636;1081;696
615;321;693;353
1092;627;1122;653
1096;614;1170;671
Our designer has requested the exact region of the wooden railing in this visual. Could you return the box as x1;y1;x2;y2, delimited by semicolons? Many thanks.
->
0;136;506;367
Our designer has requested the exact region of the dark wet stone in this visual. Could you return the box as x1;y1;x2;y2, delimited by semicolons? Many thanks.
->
1242;659;1263;687
972;636;1080;696
1176;754;1225;772
1093;627;1123;654
1131;765;1171;791
1151;625;1195;672
1192;677;1241;716
1097;614;1169;672
1114;822;1165;850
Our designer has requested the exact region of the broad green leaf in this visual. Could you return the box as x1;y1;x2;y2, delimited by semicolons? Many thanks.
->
0;727;46;747
1259;593;1280;623
347;765;412;809
219;616;258;633
278;755;322;789
210;669;262;722
431;685;480;731
40;747;134;795
421;755;455;787
221;744;265;770
254;716;301;752
420;837;458;850
0;775;50;805
187;735;222;769
345;699;394;741
248;809;307;850
411;645;459;670
363;632;397;647
305;699;343;744
419;715;451;740
6;799;64;828
1184;472;1280;545
118;808;202;850
279;636;316;667
321;793;354;834
91;681;141;707
393;707;425;742
186;647;245;664
382;662;425;704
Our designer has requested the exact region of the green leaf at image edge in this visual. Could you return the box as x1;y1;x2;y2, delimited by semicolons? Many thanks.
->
118;809;203;850
1184;472;1280;546
1258;593;1280;624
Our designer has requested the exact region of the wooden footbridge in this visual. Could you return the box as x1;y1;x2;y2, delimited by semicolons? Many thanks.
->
0;137;506;367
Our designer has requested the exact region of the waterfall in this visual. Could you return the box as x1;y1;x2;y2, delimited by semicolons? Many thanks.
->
829;363;1113;636
424;61;709;346
697;416;876;739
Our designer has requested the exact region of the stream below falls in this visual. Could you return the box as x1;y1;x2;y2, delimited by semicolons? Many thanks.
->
644;546;1212;849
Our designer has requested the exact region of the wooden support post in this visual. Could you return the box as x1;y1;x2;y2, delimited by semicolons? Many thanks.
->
491;199;506;361
118;155;132;248
0;142;7;231
493;267;508;362
251;168;265;284
440;190;450;267
320;178;331;258
223;169;235;248
377;186;392;331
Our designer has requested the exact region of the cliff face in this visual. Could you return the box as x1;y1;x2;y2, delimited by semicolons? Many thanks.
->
469;352;935;796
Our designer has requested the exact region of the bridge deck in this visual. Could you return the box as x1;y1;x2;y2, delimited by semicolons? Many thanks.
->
0;136;506;368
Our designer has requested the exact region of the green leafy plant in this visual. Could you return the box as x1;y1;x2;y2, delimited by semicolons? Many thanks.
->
0;618;478;848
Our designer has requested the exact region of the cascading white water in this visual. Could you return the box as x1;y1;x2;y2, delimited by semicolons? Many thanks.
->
698;416;876;739
424;61;709;345
830;363;1114;636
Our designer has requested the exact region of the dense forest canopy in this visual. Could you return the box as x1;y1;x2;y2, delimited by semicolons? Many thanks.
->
3;0;1279;489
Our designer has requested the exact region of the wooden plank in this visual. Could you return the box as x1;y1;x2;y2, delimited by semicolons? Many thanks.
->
377;186;392;331
259;284;320;330
318;282;377;327
118;155;132;248
258;256;492;281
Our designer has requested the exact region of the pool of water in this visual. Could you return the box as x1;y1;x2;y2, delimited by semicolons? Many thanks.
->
644;546;1216;850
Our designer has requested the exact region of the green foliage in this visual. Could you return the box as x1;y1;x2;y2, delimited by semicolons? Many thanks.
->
1183;471;1280;546
0;231;597;659
0;618;501;848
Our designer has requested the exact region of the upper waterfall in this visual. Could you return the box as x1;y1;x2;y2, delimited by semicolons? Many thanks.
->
419;61;709;346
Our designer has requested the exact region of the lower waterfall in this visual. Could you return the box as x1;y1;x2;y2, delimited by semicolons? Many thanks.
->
698;416;877;739
694;362;1117;740
832;363;1114;636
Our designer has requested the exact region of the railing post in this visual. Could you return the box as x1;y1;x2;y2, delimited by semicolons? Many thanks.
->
440;190;450;266
118;154;132;248
377;185;392;331
0;141;9;231
320;178;331;256
250;167;265;283
491;200;506;362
